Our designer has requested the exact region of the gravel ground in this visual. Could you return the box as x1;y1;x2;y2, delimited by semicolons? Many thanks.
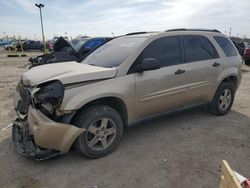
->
0;50;249;188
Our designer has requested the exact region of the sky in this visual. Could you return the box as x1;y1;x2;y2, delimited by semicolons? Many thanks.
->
0;0;250;40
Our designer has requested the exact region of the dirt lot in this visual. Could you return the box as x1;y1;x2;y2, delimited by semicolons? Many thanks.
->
0;49;249;188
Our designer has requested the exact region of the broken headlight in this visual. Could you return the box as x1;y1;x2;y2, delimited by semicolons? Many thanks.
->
33;80;64;112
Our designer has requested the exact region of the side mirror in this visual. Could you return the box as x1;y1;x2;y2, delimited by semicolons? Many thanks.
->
135;58;161;72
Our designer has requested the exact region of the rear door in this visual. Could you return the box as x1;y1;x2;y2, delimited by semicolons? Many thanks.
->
134;36;190;118
182;35;222;103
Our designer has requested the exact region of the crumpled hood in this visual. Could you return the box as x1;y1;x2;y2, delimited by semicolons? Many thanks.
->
22;62;117;86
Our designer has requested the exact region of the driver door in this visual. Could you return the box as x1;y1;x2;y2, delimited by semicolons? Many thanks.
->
134;36;189;119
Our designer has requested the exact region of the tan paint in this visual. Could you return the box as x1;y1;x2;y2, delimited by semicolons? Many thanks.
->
28;106;85;153
22;62;117;86
17;30;242;151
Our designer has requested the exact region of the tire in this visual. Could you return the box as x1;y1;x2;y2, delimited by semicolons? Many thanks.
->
245;60;250;65
73;105;123;158
208;82;236;115
6;47;13;51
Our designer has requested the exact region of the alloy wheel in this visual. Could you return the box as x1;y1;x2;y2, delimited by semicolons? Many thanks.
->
86;118;117;151
218;89;232;111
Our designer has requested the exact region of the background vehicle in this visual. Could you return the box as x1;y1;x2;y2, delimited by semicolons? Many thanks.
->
232;41;245;56
28;36;112;68
0;38;10;46
232;41;250;65
243;47;250;65
16;40;46;51
3;40;14;50
237;42;250;65
46;39;55;52
13;29;241;160
46;36;68;51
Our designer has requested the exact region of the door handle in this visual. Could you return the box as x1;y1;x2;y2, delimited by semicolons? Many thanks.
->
212;62;220;67
175;69;186;75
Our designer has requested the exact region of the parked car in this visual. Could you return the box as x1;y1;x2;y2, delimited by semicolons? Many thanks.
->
236;42;250;65
0;38;10;46
12;29;241;160
28;37;112;68
242;42;250;65
46;39;55;52
3;40;24;50
16;40;46;51
232;41;245;56
243;47;250;65
46;37;68;52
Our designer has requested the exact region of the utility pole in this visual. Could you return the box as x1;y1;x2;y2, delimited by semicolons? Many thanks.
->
229;27;232;37
35;3;47;53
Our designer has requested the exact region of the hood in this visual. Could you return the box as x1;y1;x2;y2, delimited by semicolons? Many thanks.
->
53;37;75;53
22;62;117;86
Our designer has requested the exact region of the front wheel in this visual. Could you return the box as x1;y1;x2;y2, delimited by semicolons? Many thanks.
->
208;82;235;115
73;105;123;158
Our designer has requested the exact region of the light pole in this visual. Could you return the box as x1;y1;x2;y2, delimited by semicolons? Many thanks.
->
35;3;47;53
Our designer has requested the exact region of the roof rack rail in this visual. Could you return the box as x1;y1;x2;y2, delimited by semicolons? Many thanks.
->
125;32;148;36
166;28;221;33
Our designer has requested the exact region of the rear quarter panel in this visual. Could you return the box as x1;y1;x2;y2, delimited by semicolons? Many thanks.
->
209;34;242;95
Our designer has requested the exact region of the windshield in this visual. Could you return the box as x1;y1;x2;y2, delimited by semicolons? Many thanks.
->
72;39;89;51
82;37;147;68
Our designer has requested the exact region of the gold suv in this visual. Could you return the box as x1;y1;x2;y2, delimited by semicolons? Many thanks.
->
13;29;242;160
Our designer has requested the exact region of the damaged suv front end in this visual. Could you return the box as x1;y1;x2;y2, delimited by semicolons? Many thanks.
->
13;77;84;160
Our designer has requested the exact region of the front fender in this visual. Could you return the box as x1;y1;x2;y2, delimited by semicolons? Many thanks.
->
60;75;136;123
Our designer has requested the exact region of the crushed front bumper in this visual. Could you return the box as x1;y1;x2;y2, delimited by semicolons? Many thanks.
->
12;121;60;161
12;106;85;160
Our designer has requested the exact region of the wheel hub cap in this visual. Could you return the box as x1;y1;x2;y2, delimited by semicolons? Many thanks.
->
219;89;232;111
86;118;117;151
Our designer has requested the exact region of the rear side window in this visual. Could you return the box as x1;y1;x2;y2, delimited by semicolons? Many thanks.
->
183;35;218;62
139;36;182;67
214;36;238;57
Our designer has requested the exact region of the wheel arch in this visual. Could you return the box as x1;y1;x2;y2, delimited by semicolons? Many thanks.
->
72;97;128;127
220;75;238;90
211;74;239;102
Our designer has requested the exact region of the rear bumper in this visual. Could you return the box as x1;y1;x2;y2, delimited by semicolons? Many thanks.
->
13;106;85;159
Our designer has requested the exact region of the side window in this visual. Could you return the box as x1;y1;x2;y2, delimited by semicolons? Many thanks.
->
183;35;218;62
214;36;238;57
139;36;182;67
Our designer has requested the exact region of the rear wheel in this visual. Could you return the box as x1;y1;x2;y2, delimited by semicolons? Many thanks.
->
208;82;235;115
73;105;123;158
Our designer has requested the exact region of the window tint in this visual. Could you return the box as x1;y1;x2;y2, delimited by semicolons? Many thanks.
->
139;36;182;67
183;35;218;62
214;36;238;57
